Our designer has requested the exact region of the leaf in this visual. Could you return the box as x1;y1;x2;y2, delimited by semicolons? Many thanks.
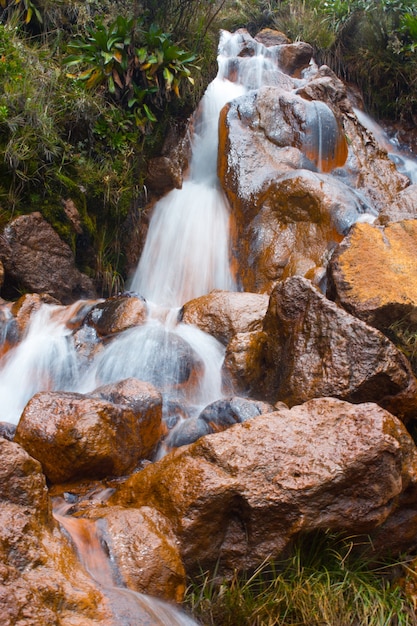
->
143;103;157;122
25;6;32;22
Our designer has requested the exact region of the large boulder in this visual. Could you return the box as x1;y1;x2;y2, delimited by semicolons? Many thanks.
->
0;213;96;304
14;380;163;483
179;290;269;345
217;49;409;294
112;398;417;576
328;219;417;333
257;276;417;422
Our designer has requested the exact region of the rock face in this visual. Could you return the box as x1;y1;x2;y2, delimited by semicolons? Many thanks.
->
329;219;417;332
0;437;112;625
257;276;417;422
217;36;409;293
112;398;417;576
0;213;96;304
180;290;269;345
14;379;163;483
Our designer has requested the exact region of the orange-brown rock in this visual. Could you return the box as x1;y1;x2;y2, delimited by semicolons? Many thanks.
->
111;398;417;576
15;381;163;483
260;276;417;422
254;28;291;46
329;220;417;332
276;42;313;77
218;83;379;292
179;289;269;345
96;506;186;602
85;294;148;337
0;438;113;625
0;213;96;304
223;330;268;396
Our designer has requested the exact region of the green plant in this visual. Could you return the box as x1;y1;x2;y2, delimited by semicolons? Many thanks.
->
185;532;417;626
65;16;199;132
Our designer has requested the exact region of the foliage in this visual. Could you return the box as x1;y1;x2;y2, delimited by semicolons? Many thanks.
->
65;16;198;132
185;532;417;626
272;0;417;122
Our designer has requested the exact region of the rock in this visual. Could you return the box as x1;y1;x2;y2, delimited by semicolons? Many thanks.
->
218;84;379;293
0;213;96;304
163;417;212;449
95;506;186;602
14;384;163;483
11;292;60;337
146;156;183;197
259;276;417;422
223;331;268;395
85;294;148;337
0;421;16;441
198;396;275;430
255;28;291;47
112;398;417;576
179;290;269;345
0;437;112;625
328;220;417;332
378;185;417;223
276;42;314;77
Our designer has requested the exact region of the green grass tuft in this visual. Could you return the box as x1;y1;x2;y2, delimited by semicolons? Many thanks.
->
185;531;417;626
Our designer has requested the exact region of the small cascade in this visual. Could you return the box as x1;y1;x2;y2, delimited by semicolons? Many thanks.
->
53;497;199;626
0;302;82;424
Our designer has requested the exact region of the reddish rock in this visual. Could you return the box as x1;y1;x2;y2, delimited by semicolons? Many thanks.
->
260;276;417;422
96;506;186;602
329;220;417;333
0;438;112;625
255;28;291;46
276;42;313;76
0;213;96;304
112;398;417;576
15;384;163;483
180;290;269;345
85;294;148;337
223;331;268;396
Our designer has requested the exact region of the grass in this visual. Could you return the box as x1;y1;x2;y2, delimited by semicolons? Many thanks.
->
185;531;417;626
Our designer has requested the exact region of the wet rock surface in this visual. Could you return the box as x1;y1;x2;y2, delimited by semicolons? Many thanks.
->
180;289;269;345
14;380;163;483
329;219;417;333
0;438;113;626
0;213;96;304
112;397;417;576
84;294;148;337
258;275;417;422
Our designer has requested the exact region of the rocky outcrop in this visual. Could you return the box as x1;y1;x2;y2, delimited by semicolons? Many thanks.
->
180;290;269;345
0;213;96;304
218;36;409;294
256;276;417;422
14;379;163;483
112;397;417;576
328;219;417;333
